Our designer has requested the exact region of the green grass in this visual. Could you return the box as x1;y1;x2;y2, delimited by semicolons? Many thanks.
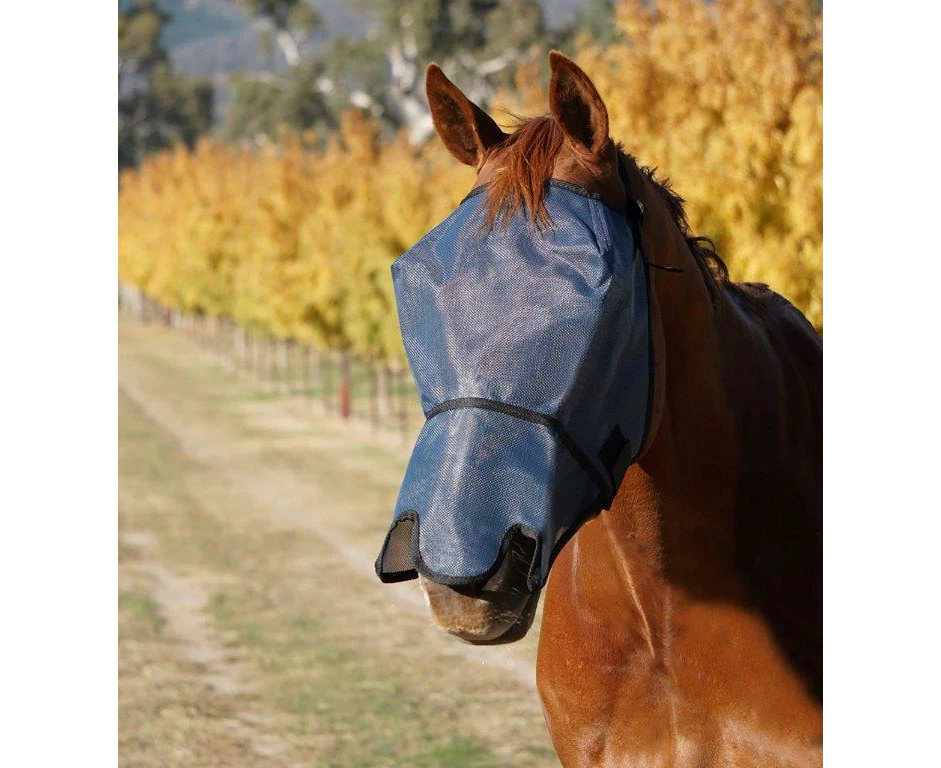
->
119;593;163;637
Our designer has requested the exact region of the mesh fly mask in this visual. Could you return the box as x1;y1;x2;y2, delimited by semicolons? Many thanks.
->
376;173;652;591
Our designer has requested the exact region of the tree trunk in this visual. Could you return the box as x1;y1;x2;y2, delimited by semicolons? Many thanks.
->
275;29;300;66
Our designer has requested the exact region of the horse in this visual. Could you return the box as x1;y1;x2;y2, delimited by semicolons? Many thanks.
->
405;52;822;766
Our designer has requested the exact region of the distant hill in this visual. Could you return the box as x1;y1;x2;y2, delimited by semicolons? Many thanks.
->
123;0;584;82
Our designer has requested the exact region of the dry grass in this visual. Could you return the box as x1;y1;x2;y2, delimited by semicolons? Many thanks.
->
118;323;556;767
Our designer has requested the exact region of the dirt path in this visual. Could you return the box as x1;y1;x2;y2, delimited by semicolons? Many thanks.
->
118;323;556;767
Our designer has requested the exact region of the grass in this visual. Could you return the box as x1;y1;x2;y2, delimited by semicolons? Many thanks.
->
118;322;555;767
119;593;163;635
179;328;427;434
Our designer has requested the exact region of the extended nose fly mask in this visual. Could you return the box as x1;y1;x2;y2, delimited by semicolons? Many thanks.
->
375;177;652;591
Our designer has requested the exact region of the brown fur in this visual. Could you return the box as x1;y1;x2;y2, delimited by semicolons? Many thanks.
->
483;116;565;228
478;113;729;300
422;53;822;766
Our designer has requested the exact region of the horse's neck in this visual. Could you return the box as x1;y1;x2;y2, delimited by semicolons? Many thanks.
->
536;271;823;765
598;265;799;613
631;252;743;579
538;253;745;667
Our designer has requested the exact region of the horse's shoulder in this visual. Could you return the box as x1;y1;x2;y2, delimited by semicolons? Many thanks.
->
724;281;821;394
726;282;816;336
720;284;823;697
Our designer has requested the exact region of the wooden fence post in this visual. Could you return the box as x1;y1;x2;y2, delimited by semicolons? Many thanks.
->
303;345;311;400
326;351;335;415
278;340;288;395
268;336;276;391
248;329;256;381
368;359;378;431
239;326;251;371
286;340;294;395
314;347;323;411
338;351;351;420
288;340;296;395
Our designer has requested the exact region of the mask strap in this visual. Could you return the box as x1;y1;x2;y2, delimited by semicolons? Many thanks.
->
617;158;686;274
646;262;685;273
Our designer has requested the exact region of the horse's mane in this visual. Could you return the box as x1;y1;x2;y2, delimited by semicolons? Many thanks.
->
485;115;729;299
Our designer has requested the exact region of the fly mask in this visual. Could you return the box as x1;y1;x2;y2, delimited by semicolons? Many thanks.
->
376;176;652;592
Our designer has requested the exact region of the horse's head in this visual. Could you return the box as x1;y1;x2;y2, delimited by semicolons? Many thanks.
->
376;53;684;644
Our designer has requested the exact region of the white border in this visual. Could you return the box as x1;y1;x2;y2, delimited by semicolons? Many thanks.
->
0;3;115;766
826;2;941;764
3;1;941;765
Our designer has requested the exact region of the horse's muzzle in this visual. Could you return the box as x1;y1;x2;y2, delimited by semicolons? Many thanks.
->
375;403;604;590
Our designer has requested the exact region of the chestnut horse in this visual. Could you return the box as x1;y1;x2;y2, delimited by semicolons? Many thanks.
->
417;53;822;766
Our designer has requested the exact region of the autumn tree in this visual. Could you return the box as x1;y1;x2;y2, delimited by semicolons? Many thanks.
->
120;0;823;362
575;0;823;326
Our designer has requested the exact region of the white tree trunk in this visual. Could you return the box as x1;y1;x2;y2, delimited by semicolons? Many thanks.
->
275;29;300;67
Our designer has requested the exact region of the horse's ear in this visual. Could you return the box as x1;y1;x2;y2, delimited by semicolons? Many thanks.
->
548;51;609;157
426;63;506;167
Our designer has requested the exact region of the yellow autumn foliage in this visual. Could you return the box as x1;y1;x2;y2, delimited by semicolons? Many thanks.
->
118;0;822;361
119;115;472;361
575;0;823;326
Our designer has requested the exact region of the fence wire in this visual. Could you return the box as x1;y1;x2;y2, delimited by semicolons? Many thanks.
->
119;283;424;442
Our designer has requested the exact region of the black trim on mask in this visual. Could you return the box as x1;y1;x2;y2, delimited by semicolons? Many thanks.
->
374;496;611;592
599;425;629;475
374;511;546;590
425;397;616;506
615;156;657;465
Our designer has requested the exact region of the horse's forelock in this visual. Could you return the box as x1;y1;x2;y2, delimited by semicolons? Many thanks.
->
484;115;564;227
481;116;729;296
